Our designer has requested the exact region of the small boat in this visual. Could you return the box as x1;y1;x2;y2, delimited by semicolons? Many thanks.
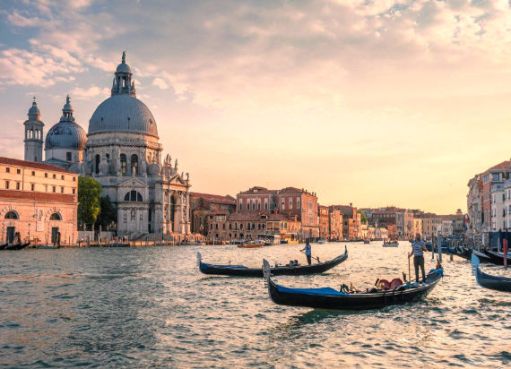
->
316;239;326;244
483;249;511;266
454;246;471;260
238;241;264;249
4;242;31;250
197;247;348;277
473;250;492;263
383;240;399;247
263;261;443;310
472;254;511;293
0;243;8;250
363;239;370;244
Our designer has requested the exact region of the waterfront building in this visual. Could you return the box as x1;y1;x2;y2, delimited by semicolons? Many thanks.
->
368;207;414;239
19;53;192;240
0;157;78;245
413;218;422;238
328;207;343;241
490;183;505;231
190;192;236;236
467;175;483;236
331;204;360;240
318;205;329;239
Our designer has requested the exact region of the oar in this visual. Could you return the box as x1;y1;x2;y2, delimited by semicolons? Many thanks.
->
300;250;320;263
408;254;411;282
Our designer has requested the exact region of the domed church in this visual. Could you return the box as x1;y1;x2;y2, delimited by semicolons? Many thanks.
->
22;52;191;239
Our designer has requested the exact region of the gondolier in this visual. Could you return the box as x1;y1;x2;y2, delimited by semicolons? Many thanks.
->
302;240;312;265
409;234;427;283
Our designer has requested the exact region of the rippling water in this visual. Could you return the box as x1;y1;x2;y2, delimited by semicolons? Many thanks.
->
1;242;511;368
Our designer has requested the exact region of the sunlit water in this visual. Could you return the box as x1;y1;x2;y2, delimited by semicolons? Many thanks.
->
1;242;511;368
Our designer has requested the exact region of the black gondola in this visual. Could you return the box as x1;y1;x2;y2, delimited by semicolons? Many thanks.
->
197;246;348;277
483;249;511;266
472;250;492;263
454;246;471;260
263;260;443;310
4;242;31;250
472;254;511;293
0;243;8;250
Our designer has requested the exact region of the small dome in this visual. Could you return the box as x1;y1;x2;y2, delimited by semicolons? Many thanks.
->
28;99;40;117
45;95;86;150
116;62;131;74
45;121;87;150
88;94;158;137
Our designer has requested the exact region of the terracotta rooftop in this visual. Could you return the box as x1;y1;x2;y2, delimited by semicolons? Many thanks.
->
227;212;296;222
0;189;76;203
0;157;72;174
190;192;236;205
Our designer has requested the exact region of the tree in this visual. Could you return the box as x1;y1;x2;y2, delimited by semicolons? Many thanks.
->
78;176;101;229
359;211;368;224
96;195;117;230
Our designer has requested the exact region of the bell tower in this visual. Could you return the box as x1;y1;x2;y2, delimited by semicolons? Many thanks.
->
23;97;45;162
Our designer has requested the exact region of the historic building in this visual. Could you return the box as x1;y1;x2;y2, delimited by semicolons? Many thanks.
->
0;157;78;245
20;52;192;240
190;192;236;235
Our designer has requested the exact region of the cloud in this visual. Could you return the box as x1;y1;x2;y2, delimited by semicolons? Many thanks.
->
152;77;169;90
70;85;109;99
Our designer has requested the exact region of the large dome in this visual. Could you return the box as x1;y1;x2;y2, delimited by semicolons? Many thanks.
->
46;121;87;150
88;95;159;137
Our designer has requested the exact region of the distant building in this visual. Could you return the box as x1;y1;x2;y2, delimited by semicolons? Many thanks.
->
328;207;343;241
331;204;360;240
318;205;329;239
190;192;236;236
0;157;78;245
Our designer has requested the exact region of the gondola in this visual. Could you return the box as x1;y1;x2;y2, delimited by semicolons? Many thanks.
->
263;260;443;310
454;246;471;260
382;240;398;247
0;242;8;250
4;242;31;250
483;249;511;266
197;246;348;277
472;250;492;263
472;254;511;293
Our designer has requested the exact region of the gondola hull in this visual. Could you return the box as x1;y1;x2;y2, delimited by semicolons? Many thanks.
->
266;269;442;310
472;254;511;293
4;242;31;250
483;249;511;266
198;248;348;277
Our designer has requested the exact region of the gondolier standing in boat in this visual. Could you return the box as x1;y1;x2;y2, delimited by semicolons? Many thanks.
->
409;234;427;283
301;239;312;265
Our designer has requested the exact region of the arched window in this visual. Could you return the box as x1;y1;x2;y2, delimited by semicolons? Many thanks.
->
50;212;62;220
5;211;18;219
124;190;143;202
95;154;100;174
131;154;139;176
120;154;127;175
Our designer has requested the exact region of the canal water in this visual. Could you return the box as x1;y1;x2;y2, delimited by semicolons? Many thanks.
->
1;242;510;368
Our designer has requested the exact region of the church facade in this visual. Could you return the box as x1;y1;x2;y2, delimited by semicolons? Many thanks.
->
21;53;191;239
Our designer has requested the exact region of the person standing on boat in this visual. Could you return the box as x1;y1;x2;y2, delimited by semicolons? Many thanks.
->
302;240;312;265
409;233;427;283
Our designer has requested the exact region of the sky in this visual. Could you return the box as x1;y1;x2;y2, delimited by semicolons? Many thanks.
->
1;0;511;214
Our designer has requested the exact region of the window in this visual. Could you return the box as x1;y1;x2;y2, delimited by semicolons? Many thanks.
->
95;154;100;174
120;154;127;175
5;211;18;219
16;182;20;190
45;173;48;178
131;154;139;176
32;171;35;176
61;187;64;193
5;181;9;189
53;174;56;179
72;177;76;182
72;188;76;194
52;186;56;193
124;190;143;202
16;169;20;174
5;167;10;173
31;183;35;191
61;175;65;180
50;212;62;221
66;152;72;162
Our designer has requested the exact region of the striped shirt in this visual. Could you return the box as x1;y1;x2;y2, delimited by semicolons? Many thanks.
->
411;240;425;256
304;244;311;256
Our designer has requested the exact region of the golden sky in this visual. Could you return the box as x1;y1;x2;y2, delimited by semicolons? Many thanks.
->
1;0;511;214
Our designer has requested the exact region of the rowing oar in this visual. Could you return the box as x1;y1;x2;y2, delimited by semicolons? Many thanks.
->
300;250;320;263
407;254;411;282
